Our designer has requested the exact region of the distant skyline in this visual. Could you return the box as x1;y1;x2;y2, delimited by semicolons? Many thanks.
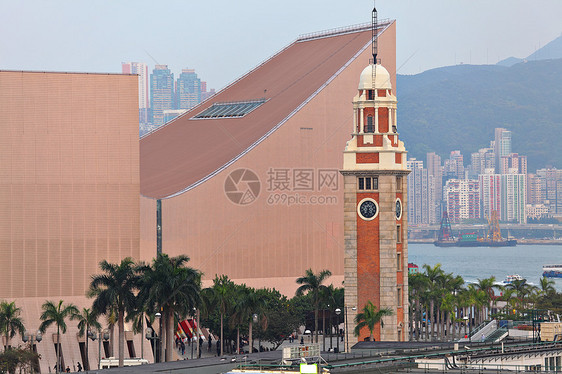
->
1;0;561;90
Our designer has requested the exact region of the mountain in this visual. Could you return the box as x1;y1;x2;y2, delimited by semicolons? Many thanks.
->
397;58;562;172
497;34;562;67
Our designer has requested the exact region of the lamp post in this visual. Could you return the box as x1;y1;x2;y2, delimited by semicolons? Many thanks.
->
22;331;42;374
195;308;200;359
250;313;258;354
145;324;161;363
335;308;341;353
463;315;471;342
89;329;109;369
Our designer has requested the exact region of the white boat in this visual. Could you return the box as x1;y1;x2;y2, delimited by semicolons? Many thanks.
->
503;274;525;284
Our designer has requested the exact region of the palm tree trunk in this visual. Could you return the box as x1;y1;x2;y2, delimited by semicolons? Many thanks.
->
314;307;319;344
220;313;224;356
109;324;115;358
57;325;61;374
85;327;90;371
166;308;174;362
249;321;253;354
236;327;240;355
118;309;125;367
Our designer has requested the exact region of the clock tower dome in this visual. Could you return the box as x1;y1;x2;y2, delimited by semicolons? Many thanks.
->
341;42;409;343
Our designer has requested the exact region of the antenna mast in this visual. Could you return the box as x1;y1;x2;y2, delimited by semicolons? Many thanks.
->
372;5;378;63
371;3;378;87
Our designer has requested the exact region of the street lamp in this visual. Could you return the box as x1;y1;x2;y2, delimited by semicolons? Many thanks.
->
145;326;160;363
22;331;42;374
335;308;341;353
89;329;109;369
463;315;471;341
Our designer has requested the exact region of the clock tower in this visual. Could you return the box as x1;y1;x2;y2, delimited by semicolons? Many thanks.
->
341;34;409;343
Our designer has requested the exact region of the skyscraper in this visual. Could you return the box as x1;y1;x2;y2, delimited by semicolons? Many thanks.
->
176;69;202;110
150;65;174;126
407;158;430;224
122;62;150;124
494;128;512;173
426;152;443;224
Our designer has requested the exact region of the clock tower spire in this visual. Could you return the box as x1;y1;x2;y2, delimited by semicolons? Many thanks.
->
341;36;409;344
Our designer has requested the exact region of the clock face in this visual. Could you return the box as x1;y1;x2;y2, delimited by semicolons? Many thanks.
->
396;198;402;220
358;199;378;220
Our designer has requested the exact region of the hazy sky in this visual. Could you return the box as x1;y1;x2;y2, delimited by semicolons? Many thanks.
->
1;0;561;90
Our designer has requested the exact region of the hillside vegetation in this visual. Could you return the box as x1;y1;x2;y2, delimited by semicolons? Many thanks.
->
397;58;562;171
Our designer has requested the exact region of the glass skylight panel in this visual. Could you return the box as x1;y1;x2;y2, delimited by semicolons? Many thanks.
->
193;99;266;119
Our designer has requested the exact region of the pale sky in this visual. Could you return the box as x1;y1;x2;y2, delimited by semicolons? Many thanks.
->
1;0;561;90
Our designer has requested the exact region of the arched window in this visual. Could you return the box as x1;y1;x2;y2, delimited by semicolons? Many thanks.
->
365;115;374;133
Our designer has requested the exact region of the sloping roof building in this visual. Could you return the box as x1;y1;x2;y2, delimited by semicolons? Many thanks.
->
140;21;397;294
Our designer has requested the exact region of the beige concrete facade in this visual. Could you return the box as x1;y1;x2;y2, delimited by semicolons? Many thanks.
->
0;70;146;372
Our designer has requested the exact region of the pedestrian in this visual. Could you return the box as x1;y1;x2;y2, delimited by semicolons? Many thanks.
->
208;336;212;352
481;334;485;342
180;340;185;355
199;336;203;358
216;339;220;356
77;362;82;372
300;336;304;345
66;366;71;373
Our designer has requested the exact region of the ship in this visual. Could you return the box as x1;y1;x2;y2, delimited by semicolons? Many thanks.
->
503;274;526;284
543;264;562;278
433;210;517;247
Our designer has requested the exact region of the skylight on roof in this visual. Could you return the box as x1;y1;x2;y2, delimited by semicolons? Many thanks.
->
193;99;266;119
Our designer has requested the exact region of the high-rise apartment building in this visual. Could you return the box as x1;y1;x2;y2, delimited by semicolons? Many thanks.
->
501;173;526;223
176;69;202;110
495;128;512;173
407;158;430;224
444;150;464;180
479;171;526;223
122;62;150;124
470;147;495;178
150;65;174;126
445;179;480;223
536;168;562;214
426;152;443;224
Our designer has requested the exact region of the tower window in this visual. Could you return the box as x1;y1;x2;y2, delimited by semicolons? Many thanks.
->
367;90;374;100
366;116;374;133
358;177;378;191
397;252;402;270
397;287;402;307
396;176;402;191
397;225;402;243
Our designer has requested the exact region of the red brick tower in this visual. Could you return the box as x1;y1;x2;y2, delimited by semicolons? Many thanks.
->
341;58;409;344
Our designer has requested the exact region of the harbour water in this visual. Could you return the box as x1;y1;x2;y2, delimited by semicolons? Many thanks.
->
409;243;562;290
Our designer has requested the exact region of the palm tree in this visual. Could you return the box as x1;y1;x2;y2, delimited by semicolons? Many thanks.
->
0;301;26;351
408;272;429;341
39;300;79;373
74;307;101;371
140;253;201;362
88;257;143;368
208;275;235;356
353;301;392;341
295;269;332;344
539;277;556;296
422;264;444;340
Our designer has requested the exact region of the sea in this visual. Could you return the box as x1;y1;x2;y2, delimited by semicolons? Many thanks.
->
409;243;562;291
